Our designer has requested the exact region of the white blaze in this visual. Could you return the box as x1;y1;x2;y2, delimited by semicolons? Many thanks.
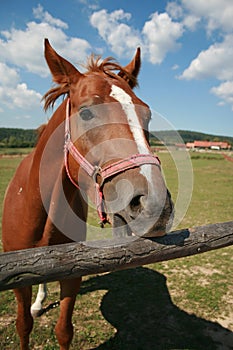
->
110;84;152;183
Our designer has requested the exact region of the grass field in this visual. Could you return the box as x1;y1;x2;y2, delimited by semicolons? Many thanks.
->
0;150;233;349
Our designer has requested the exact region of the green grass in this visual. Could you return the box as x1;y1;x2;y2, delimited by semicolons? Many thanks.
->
0;150;233;349
184;152;233;226
0;147;34;156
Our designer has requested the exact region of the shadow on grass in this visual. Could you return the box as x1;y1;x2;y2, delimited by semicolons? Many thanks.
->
80;267;233;350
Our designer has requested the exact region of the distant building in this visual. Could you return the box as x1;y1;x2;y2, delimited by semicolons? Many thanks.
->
186;141;231;150
186;142;195;149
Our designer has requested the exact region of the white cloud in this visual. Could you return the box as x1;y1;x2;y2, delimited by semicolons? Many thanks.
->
90;9;141;57
90;9;183;64
182;14;200;31
172;64;179;70
0;62;42;110
0;5;93;120
0;82;42;110
0;62;20;86
166;2;183;19
166;2;200;31
142;12;183;64
211;81;233;109
0;5;93;122
0;63;42;109
168;0;233;34
78;0;100;11
33;4;68;29
90;9;132;41
179;35;233;81
1;3;233;115
166;1;233;109
181;0;233;34
0;5;91;77
178;19;233;109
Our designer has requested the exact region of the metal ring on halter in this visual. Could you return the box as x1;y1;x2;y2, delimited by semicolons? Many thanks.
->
92;166;103;185
65;130;71;143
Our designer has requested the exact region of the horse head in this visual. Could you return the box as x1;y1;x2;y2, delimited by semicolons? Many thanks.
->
44;39;173;237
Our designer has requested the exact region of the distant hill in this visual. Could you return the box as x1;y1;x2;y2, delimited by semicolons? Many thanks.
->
0;127;232;148
150;130;233;147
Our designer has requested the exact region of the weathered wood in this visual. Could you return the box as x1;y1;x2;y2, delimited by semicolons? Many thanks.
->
0;221;232;291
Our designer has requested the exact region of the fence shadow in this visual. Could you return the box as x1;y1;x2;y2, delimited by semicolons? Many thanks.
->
80;267;233;350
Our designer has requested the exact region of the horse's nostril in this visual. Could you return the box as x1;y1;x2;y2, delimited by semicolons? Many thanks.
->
130;195;143;213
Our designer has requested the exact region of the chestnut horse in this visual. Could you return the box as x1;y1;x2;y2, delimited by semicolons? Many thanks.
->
2;39;173;349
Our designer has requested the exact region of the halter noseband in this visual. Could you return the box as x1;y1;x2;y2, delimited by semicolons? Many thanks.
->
64;98;161;227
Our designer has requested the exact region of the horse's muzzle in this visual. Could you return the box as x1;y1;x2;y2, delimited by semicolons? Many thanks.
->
103;173;174;238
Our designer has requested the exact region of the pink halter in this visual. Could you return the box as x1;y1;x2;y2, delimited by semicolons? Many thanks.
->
64;98;161;226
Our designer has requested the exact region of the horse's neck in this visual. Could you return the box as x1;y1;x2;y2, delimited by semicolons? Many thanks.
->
29;99;67;189
36;100;67;159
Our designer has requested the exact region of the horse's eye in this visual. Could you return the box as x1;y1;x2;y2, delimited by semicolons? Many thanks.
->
79;108;94;121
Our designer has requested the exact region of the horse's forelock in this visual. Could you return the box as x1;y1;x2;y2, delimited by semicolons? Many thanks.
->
86;55;138;87
43;55;138;112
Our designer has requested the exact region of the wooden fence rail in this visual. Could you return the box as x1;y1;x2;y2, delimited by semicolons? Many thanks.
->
0;221;233;291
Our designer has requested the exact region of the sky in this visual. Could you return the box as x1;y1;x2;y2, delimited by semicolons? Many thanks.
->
0;0;233;137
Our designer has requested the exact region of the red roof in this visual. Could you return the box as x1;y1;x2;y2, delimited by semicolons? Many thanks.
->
194;141;211;148
186;141;229;149
186;142;194;148
197;141;229;148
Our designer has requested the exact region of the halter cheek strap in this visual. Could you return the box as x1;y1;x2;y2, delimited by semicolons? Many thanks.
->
64;98;161;227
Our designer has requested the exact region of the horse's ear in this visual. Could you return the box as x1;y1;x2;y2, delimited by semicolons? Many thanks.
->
44;39;82;85
118;47;141;88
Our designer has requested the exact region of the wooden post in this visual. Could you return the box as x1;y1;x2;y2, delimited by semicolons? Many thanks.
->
0;221;232;291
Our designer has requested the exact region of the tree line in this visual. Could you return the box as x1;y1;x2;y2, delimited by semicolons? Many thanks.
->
0;127;232;148
0;128;37;148
150;130;233;147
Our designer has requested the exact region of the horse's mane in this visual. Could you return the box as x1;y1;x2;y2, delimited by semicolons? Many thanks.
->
43;55;138;111
35;124;47;144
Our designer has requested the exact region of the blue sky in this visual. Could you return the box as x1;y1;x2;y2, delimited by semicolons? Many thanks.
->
0;0;233;137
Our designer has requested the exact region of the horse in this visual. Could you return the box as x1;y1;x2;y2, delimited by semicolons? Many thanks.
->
2;39;173;350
